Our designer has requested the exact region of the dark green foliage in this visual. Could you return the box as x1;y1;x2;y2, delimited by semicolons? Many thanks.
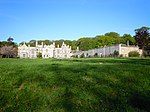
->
143;51;148;57
80;53;85;58
7;37;14;43
64;40;77;50
94;35;115;48
76;37;96;51
122;34;135;45
37;52;42;58
105;32;120;38
94;53;98;57
128;51;140;57
113;50;119;57
28;40;36;47
134;26;150;56
0;58;150;112
0;41;17;47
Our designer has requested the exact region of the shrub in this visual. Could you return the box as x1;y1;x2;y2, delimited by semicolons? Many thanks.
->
71;55;78;58
113;50;119;57
94;53;98;57
37;52;42;58
128;51;140;57
80;53;85;58
143;51;147;57
86;53;88;57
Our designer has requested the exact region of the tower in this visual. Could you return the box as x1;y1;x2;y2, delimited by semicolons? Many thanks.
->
41;42;44;47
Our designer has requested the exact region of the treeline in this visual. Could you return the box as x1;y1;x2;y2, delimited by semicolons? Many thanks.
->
0;37;17;58
20;32;135;51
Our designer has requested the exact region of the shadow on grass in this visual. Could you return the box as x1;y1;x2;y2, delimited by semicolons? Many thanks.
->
53;61;149;111
129;91;150;112
39;63;119;111
62;86;75;111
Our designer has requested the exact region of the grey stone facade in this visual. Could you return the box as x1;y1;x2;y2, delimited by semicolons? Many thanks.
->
73;44;142;58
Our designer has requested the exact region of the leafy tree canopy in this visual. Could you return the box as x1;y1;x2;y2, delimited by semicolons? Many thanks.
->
122;34;135;45
105;32;120;38
134;26;150;49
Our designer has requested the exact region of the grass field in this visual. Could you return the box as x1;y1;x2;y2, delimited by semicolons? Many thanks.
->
0;58;150;112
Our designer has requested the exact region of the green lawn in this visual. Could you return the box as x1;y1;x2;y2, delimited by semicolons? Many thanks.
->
0;58;150;112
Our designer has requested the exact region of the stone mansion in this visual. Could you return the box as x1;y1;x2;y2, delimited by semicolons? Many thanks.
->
18;41;72;58
18;41;142;58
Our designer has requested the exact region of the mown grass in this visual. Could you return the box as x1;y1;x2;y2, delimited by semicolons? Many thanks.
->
0;58;150;112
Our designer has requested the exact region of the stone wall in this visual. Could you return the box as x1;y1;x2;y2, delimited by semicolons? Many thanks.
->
73;44;142;58
120;46;142;57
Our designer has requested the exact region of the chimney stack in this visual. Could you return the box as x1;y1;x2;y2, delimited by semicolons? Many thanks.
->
127;40;129;46
42;42;44;47
36;41;38;47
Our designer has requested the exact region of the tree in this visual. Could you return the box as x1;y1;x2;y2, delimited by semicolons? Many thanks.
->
105;32;120;38
0;46;17;58
80;53;85;58
70;40;77;50
134;26;150;56
94;35;115;48
6;37;17;47
104;32;122;44
7;37;14;42
28;40;36;47
44;40;52;45
64;40;77;50
122;34;135;45
0;37;17;58
76;38;95;51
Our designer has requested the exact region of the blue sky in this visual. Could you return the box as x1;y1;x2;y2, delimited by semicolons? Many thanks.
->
0;0;150;43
